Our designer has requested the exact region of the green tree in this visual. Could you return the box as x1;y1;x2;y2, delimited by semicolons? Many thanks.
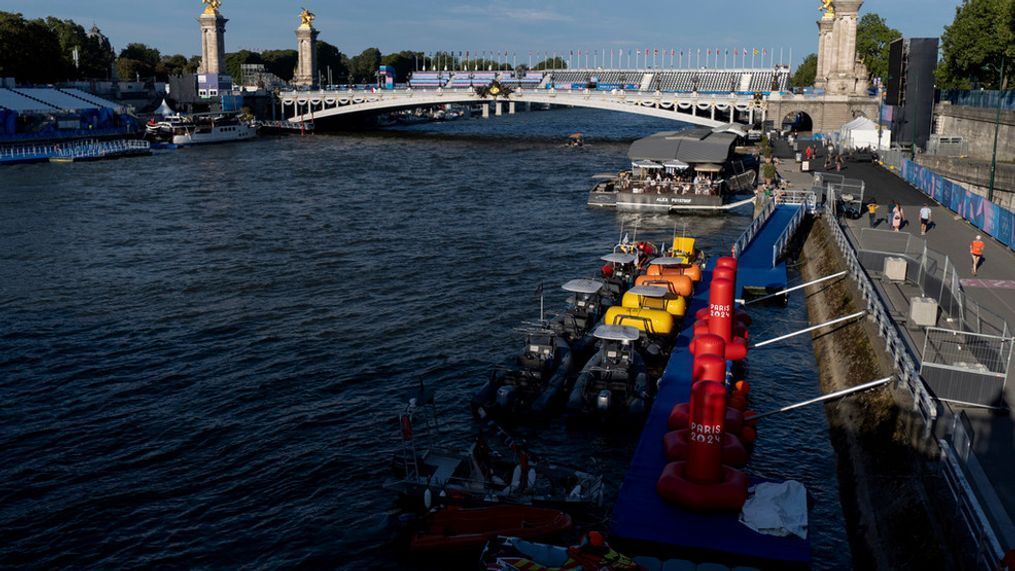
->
44;17;115;80
381;51;416;83
855;13;902;82
533;57;567;70
317;41;349;84
790;53;818;87
117;42;161;81
937;0;1015;89
224;49;263;83
261;49;298;81
157;54;190;80
348;47;381;83
0;12;65;83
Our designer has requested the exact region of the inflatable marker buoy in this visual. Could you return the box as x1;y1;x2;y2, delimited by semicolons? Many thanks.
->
715;256;738;271
657;461;749;512
663;429;749;467
713;267;736;284
667;402;744;434
695;307;751;327
692;354;726;385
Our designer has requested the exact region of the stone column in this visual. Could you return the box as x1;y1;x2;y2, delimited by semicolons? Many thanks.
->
294;22;319;87
827;0;866;95
198;8;227;75
815;18;834;89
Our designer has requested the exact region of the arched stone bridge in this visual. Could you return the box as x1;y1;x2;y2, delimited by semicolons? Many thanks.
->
278;88;878;132
279;88;770;128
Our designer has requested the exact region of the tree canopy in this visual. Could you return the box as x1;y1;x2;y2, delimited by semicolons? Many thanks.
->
855;13;902;83
0;11;117;83
791;53;818;87
533;57;568;71
937;0;1015;89
348;47;381;83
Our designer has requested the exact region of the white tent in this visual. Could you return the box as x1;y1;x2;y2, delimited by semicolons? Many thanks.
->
154;98;175;118
839;116;891;151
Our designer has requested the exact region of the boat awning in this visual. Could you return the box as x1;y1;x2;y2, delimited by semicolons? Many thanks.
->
661;159;689;170
561;278;604;294
593;324;641;342
631;160;663;170
695;163;723;173
627;285;670;298
601;252;637;264
649;257;689;267
628;128;738;164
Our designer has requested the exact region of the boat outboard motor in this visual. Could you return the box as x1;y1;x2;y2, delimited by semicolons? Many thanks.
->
496;385;515;408
596;389;612;412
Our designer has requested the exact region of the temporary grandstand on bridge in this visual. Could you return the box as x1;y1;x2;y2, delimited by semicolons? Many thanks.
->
406;68;790;94
0;87;136;143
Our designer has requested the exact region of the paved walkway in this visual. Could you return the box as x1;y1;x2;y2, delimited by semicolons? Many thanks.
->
773;139;1015;548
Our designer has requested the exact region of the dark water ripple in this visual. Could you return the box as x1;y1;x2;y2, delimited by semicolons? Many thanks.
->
1;109;847;569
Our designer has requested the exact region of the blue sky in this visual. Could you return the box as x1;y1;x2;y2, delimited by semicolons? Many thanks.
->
5;0;961;68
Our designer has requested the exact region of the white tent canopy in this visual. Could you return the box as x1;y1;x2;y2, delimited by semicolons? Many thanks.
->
839;116;891;151
154;98;175;117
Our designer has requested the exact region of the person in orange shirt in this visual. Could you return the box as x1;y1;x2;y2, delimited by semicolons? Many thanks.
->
970;235;985;275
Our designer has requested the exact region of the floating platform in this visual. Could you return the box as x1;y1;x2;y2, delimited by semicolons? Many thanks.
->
610;261;811;567
735;205;799;297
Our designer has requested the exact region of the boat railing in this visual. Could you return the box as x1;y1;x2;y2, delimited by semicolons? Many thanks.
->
732;198;775;259
50;139;150;159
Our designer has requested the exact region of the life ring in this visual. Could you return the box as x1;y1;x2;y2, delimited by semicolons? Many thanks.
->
657;461;749;512
662;429;749;467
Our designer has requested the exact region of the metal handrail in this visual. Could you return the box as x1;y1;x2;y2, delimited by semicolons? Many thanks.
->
772;204;806;267
732;198;775;259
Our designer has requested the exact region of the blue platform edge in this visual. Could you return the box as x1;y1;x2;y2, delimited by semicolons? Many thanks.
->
735;205;799;296
610;260;811;564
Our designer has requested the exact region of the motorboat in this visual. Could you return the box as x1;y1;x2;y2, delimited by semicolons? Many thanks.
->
566;325;651;420
603;290;677;369
386;387;604;512
552;278;612;361
408;504;572;553
146;113;256;146
479;535;641;571
471;328;573;419
598;252;639;301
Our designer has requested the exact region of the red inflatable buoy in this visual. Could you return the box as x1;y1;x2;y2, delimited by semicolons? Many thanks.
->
685;381;726;483
667;403;744;434
715;256;738;272
657;461;749;512
707;278;734;344
713;267;736;283
692;354;726;385
663;429;749;467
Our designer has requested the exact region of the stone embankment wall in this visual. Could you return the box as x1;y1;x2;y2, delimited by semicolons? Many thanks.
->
797;218;964;569
924;102;1015;209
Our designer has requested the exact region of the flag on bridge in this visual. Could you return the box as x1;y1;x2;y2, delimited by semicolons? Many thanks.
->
753;48;760;55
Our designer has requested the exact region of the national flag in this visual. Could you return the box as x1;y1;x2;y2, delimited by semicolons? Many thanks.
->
753;48;759;55
762;48;767;55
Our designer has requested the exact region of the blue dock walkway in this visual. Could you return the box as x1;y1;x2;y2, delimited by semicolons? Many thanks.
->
610;204;811;565
735;204;803;297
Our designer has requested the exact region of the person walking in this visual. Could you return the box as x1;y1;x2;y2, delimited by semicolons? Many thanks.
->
891;203;903;232
970;235;985;275
919;204;932;235
866;198;879;227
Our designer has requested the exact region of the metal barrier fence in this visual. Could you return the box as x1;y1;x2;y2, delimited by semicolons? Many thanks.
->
928;136;969;158
732;198;775;259
921;327;1013;408
879;148;906;172
854;228;1010;338
823;215;940;429
824;186;1008;570
50;139;149;159
772;200;807;267
940;89;1015;111
940;412;1007;570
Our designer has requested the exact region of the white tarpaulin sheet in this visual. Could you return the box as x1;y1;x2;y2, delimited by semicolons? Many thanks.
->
739;480;808;539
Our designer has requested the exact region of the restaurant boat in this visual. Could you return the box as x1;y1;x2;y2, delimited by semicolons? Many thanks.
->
588;125;757;212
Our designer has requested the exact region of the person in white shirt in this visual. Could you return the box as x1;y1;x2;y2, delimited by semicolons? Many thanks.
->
919;204;932;235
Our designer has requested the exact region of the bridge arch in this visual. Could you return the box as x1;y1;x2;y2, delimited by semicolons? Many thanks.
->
279;89;764;128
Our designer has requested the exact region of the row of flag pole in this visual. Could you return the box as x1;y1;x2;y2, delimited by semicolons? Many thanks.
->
414;48;793;72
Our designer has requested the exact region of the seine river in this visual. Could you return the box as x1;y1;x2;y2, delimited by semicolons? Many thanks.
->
0;109;849;569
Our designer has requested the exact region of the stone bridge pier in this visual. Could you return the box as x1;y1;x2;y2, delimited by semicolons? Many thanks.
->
765;94;878;134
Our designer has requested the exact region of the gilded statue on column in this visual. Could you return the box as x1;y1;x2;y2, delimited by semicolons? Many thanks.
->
300;8;316;28
202;0;222;14
819;0;835;18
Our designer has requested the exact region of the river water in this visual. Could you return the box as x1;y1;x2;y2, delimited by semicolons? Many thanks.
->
0;109;849;569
